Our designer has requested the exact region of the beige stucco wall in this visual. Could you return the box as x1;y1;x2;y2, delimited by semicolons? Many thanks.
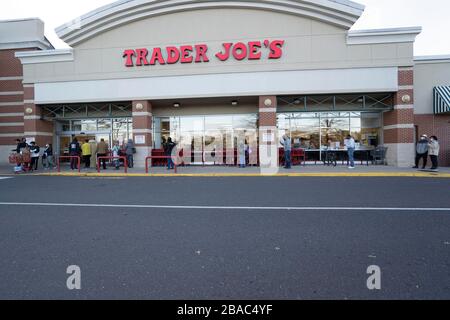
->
152;103;257;117
414;60;450;114
23;8;414;84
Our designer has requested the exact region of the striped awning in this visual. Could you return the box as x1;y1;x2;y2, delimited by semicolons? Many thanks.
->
434;86;450;114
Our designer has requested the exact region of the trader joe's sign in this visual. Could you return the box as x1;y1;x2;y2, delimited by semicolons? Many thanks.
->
123;40;284;67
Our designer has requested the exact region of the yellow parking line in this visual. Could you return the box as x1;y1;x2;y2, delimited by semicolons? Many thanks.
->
34;172;450;178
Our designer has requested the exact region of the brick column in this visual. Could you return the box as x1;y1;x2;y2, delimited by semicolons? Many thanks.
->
132;100;152;168
258;96;278;174
383;67;415;167
23;84;54;147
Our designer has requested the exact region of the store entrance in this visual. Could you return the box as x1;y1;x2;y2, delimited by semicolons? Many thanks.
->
153;114;258;165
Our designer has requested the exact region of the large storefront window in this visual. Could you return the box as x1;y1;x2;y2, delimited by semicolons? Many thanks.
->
277;112;381;150
153;114;258;151
56;118;133;156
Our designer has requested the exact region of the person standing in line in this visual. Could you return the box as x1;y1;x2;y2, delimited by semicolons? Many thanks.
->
97;138;109;170
413;134;429;169
15;138;27;154
89;139;98;169
345;135;356;169
21;144;32;171
125;139;135;168
43;143;54;170
69;138;81;170
29;142;40;171
164;137;176;170
281;134;292;169
81;139;91;169
111;141;121;170
428;136;440;171
238;141;246;168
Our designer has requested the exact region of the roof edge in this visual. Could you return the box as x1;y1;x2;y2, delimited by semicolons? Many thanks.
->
55;0;365;47
347;26;422;45
414;55;450;63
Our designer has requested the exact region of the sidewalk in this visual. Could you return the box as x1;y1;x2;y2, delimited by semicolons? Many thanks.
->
2;163;450;177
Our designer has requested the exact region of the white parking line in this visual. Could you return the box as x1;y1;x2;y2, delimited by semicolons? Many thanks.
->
0;202;449;212
0;177;12;180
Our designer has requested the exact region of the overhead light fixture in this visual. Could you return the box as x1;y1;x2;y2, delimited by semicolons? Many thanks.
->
293;98;301;105
173;103;180;108
231;100;238;106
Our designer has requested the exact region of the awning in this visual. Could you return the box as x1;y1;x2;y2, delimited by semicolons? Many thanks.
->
434;86;450;114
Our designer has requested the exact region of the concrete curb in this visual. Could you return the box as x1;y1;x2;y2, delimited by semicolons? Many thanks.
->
22;172;450;178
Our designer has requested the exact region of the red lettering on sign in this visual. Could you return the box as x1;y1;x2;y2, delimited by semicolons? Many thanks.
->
123;49;136;67
166;46;180;64
215;43;232;61
180;46;193;63
248;41;262;60
232;42;248;61
149;47;166;65
123;40;285;67
268;40;285;59
136;48;149;66
195;44;209;63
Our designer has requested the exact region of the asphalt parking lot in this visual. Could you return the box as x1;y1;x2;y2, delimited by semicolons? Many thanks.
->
0;176;449;299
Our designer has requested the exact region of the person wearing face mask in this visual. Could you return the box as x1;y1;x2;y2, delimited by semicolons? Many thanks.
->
43;143;54;170
413;135;429;169
428;136;440;171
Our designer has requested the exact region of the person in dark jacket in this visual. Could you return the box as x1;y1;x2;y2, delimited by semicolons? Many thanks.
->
15;138;28;153
125;139;135;168
42;143;54;170
29;142;40;171
413;134;429;169
69;138;81;170
164;137;177;170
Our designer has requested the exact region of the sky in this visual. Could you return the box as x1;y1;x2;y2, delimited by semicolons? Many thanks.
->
1;0;449;56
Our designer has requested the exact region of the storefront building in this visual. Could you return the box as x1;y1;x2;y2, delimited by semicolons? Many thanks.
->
1;0;449;167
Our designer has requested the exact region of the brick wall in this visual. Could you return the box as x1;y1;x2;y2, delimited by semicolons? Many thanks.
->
0;49;26;153
415;114;450;167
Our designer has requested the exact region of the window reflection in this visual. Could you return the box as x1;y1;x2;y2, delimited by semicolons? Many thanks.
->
277;112;382;150
153;114;258;151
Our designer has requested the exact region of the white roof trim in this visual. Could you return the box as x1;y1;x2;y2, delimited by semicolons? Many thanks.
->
56;0;365;46
0;40;52;51
414;55;450;64
347;26;422;45
15;49;74;65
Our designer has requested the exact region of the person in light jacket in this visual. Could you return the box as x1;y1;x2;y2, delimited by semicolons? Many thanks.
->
125;139;135;168
97;138;109;170
428;136;440;171
81;139;92;169
238;141;246;168
344;135;356;169
111;141;121;170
